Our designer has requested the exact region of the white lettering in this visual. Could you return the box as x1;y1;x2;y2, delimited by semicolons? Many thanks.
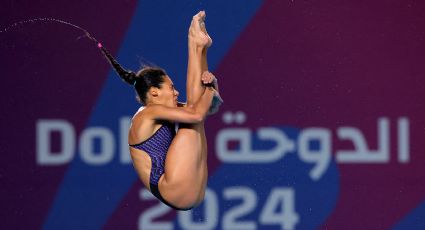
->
298;128;331;180
79;127;115;165
36;119;75;165
120;117;132;163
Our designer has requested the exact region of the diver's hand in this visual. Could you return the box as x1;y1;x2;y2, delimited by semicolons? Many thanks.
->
201;71;218;90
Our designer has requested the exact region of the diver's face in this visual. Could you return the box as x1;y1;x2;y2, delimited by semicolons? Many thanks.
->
159;76;179;107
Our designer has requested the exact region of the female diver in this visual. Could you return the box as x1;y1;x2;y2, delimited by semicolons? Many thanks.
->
100;11;221;210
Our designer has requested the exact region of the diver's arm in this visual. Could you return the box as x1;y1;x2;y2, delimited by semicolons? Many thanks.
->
147;87;214;123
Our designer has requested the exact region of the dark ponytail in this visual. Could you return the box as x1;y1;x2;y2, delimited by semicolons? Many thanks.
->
97;43;137;85
96;42;167;105
1;18;164;103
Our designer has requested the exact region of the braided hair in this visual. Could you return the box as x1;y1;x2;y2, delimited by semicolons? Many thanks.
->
97;43;167;105
0;18;166;105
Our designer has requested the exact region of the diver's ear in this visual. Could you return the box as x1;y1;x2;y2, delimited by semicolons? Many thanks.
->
149;87;160;98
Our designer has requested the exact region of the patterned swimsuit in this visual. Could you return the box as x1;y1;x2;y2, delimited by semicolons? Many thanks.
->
129;121;191;210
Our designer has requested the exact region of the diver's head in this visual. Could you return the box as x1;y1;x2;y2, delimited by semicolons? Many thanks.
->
134;67;179;107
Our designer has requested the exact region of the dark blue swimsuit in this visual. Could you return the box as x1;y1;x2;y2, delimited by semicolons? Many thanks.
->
129;121;191;210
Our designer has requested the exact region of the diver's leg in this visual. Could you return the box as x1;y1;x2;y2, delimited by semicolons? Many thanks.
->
158;122;206;208
186;46;205;106
186;11;211;106
196;123;208;203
